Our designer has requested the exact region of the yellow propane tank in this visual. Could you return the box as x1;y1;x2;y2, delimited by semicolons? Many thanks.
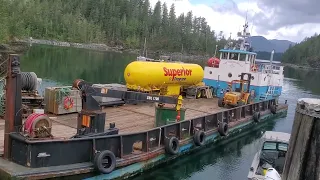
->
124;61;204;95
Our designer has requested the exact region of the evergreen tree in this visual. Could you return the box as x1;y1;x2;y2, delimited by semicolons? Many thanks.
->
0;0;236;56
282;34;320;67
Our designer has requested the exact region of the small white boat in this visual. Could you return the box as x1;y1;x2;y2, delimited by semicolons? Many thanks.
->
247;131;290;180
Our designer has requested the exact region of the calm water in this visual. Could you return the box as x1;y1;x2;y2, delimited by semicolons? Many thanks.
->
21;44;320;180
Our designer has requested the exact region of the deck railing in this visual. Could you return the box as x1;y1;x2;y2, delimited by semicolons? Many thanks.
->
10;98;278;168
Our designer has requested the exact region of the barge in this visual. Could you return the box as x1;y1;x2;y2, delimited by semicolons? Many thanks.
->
0;20;288;180
0;54;288;180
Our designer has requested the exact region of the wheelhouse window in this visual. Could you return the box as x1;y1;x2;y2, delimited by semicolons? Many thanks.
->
230;53;238;60
250;54;256;64
239;53;246;61
273;66;280;70
278;143;288;151
262;141;288;151
263;142;277;150
221;52;228;59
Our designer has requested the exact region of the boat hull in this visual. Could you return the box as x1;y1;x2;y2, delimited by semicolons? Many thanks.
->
203;78;282;101
85;105;288;180
0;101;288;180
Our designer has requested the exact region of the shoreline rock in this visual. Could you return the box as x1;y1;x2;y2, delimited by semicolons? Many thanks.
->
282;63;320;71
17;38;210;63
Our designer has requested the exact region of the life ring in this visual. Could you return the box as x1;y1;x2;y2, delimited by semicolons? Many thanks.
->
251;64;258;72
63;96;74;110
253;111;261;122
165;136;179;155
218;122;228;136
94;150;116;174
193;130;206;146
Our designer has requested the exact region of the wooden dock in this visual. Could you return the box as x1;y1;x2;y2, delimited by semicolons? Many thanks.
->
282;98;320;180
0;98;221;155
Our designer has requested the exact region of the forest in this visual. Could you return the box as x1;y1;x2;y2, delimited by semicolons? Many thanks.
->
0;0;232;56
282;33;320;67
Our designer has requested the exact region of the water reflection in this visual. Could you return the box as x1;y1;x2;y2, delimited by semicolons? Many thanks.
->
21;44;136;85
132;120;277;180
284;66;320;95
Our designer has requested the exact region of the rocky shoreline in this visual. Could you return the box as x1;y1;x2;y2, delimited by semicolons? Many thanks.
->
2;38;320;71
282;63;320;71
19;38;126;53
17;38;210;63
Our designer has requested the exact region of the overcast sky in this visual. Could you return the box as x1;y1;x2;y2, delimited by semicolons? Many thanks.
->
150;0;320;43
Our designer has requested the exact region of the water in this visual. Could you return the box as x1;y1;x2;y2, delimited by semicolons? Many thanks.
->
21;44;136;95
21;45;320;180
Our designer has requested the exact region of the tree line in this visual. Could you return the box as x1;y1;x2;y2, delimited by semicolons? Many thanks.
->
0;0;231;56
282;33;320;67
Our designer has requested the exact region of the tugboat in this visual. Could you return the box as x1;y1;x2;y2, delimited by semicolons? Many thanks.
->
247;131;290;180
202;20;284;103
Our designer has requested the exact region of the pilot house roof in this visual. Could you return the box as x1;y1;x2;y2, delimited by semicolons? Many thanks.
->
219;49;257;55
263;131;290;143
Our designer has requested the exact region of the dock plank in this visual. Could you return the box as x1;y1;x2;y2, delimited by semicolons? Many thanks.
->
0;98;220;154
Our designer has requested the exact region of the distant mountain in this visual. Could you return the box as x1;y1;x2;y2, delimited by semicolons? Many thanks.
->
248;36;296;53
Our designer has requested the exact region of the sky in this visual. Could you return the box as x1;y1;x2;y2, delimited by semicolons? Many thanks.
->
150;0;320;43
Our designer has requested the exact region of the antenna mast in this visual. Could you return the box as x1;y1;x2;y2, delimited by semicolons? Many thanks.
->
236;11;251;51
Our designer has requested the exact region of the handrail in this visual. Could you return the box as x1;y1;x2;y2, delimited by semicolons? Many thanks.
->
9;98;279;168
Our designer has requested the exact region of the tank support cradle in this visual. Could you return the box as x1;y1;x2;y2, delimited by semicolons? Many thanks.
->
73;80;183;137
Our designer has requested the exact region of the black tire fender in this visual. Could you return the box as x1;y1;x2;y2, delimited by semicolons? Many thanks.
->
253;111;261;122
165;136;180;155
193;130;206;146
270;105;277;114
218;122;228;136
94;150;116;174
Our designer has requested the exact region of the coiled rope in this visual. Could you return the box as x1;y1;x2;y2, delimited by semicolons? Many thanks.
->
55;87;72;103
0;72;39;117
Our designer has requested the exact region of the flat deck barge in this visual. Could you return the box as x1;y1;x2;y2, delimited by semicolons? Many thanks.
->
0;54;288;180
0;99;288;180
0;98;220;154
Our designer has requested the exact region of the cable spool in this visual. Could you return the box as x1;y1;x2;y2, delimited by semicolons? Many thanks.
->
21;72;38;91
24;113;52;138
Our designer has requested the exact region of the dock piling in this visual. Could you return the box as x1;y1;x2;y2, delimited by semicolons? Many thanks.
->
282;98;320;180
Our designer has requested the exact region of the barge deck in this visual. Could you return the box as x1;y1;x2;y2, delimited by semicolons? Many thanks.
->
0;54;288;180
0;98;220;155
0;99;288;180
